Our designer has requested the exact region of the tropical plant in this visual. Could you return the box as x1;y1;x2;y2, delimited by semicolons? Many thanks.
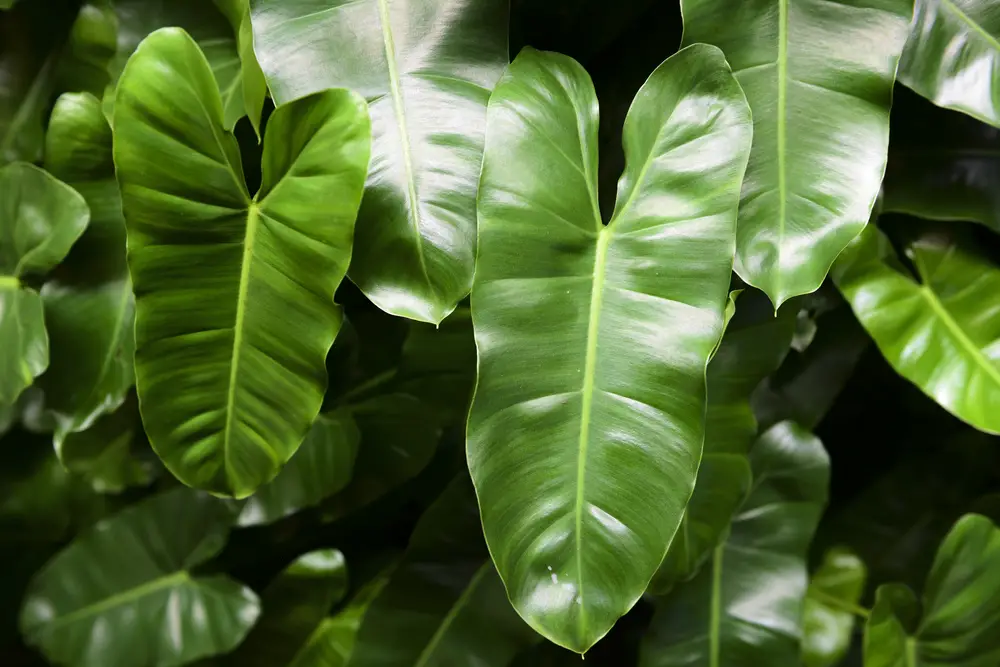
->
2;0;1000;665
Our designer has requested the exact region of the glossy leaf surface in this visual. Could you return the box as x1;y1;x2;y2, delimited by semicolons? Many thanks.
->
468;45;752;651
804;547;867;667
832;225;1000;434
238;411;360;526
113;28;370;497
348;477;536;666
681;0;913;306
19;487;259;667
0;162;89;405
251;0;508;324
41;92;134;444
899;0;1000;128
640;422;831;667
863;514;1000;666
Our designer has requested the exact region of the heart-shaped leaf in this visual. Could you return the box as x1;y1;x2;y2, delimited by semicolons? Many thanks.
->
113;27;371;497
468;44;752;651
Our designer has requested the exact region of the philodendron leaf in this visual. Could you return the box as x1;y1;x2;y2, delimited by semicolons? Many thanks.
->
468;45;751;652
0;162;89;406
113;28;371;497
804;547;868;667
41;92;134;445
681;0;913;307
347;476;537;666
238;411;361;526
19;487;260;667
206;0;267;134
252;0;508;324
832;225;1000;434
899;0;1000;128
640;422;831;667
652;290;795;593
228;549;349;667
864;514;1000;666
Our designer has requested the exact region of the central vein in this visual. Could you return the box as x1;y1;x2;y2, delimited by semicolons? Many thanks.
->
222;204;260;485
376;0;431;292
709;543;724;667
776;0;789;279
575;227;610;635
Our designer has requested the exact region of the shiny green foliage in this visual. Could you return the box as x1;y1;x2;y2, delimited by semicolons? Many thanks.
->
4;0;1000;665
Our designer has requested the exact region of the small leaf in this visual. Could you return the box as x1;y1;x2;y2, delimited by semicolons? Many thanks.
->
19;487;260;667
804;547;868;667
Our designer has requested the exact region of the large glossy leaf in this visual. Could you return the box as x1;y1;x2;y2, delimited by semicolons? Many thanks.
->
19;487;260;667
882;98;1000;232
899;0;1000;128
863;514;1000;666
113;28;371;497
468;45;751;651
832;224;1000;434
40;92;134;444
251;0;508;324
804;547;867;667
212;0;267;136
0;162;89;406
652;290;794;593
229;550;349;667
681;0;913;307
639;422;831;667
238;411;360;527
348;477;537;666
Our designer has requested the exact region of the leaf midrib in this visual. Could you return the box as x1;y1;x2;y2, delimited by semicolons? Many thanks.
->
940;0;1000;55
775;0;789;287
376;0;433;297
35;571;190;631
918;283;1000;390
709;543;724;667
413;562;491;667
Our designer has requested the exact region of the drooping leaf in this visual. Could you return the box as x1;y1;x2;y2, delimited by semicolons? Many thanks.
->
228;550;349;667
640;422;831;667
41;92;134;444
238;411;361;527
468;45;752;651
804;547;868;667
863;514;1000;666
348;476;537;666
19;487;259;667
251;0;509;324
898;0;1000;128
0;162;89;405
651;289;794;593
832;224;1000;434
113;28;371;497
882;96;1000;232
681;0;913;307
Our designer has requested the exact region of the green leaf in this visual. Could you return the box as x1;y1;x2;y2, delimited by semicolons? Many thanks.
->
899;0;1000;128
238;411;361;527
41;92;134;444
0;162;89;405
681;0;914;307
348;477;537;666
54;2;118;99
832;224;1000;434
804;547;868;667
113;28;371;497
229;549;349;667
882;102;1000;232
251;0;509;324
863;514;1000;666
467;45;752;652
652;290;794;593
639;422;831;667
19;487;260;667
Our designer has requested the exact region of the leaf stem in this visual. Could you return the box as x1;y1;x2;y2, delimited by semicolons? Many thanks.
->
809;588;871;619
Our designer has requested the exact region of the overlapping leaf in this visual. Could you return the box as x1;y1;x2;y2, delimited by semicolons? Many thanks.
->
640;422;831;667
899;0;1000;128
804;547;867;667
113;28;371;497
251;0;509;324
833;224;1000;434
681;0;913;306
468;45;751;651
